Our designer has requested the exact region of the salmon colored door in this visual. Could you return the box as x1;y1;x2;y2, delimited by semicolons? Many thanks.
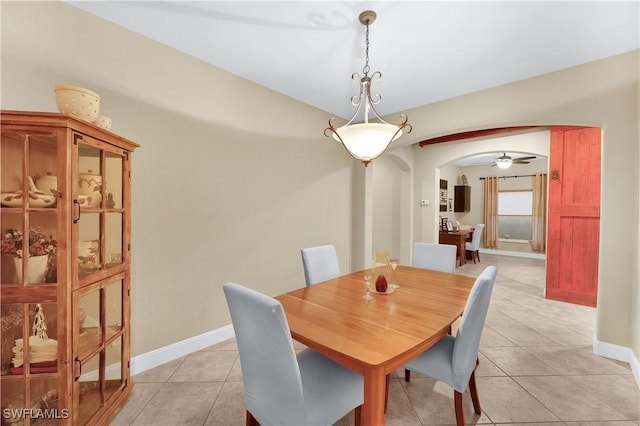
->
546;127;601;307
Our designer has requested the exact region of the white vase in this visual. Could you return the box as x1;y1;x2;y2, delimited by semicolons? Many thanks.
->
13;255;48;284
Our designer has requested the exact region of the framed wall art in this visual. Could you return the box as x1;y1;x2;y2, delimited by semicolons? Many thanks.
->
439;179;447;212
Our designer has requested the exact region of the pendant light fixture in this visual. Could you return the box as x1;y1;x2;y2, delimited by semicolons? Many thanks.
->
324;10;412;166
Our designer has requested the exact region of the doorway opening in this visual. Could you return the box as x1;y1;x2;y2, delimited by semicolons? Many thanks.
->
422;125;601;307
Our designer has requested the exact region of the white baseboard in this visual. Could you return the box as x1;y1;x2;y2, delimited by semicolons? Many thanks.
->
130;325;640;390
479;248;546;260
593;336;640;388
130;324;235;376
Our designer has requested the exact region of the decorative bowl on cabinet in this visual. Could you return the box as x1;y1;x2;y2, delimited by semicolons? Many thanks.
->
54;84;100;122
93;115;112;129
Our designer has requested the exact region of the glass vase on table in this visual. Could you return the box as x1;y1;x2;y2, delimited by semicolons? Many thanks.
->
389;257;399;289
371;250;394;294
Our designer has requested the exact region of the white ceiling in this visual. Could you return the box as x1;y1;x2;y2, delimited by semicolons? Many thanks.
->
67;1;639;120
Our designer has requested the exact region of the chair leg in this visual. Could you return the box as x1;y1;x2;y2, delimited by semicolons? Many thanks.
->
454;391;465;426
354;405;362;426
384;374;390;413
469;370;481;414
477;250;480;263
246;410;260;426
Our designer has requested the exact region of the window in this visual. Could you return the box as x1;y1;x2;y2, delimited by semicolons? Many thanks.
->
498;191;532;240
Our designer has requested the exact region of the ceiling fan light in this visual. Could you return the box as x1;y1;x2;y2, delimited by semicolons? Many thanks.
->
496;158;512;169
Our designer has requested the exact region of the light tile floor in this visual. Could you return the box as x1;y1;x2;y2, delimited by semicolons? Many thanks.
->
112;253;639;425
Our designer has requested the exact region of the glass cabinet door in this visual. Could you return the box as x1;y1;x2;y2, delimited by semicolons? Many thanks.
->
1;129;60;286
105;151;124;268
76;142;101;281
1;127;63;423
75;134;126;284
74;275;126;425
0;303;61;422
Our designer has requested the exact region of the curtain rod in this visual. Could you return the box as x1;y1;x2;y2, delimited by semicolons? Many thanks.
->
479;174;539;180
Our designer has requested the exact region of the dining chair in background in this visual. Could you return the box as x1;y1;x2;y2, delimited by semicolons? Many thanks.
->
465;224;485;264
402;265;497;426
223;283;363;426
406;242;458;382
411;242;457;273
301;244;340;286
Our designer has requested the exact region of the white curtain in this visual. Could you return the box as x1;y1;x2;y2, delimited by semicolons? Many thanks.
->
531;173;547;252
483;177;499;248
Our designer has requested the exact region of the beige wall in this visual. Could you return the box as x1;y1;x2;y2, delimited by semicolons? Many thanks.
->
2;2;638;370
1;1;354;356
372;156;402;258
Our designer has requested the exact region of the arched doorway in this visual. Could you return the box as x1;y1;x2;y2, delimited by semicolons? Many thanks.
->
413;126;601;307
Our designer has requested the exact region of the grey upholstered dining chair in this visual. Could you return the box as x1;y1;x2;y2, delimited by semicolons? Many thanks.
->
411;242;457;273
465;224;485;264
405;242;458;382
402;265;497;426
301;244;340;286
223;283;363;426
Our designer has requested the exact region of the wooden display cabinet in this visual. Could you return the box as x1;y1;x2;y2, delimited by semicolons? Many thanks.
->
454;185;471;212
0;111;139;425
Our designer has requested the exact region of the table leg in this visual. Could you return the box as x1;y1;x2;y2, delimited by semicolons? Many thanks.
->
458;235;466;266
363;366;387;426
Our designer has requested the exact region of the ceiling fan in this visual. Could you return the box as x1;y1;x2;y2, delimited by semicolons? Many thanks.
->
492;152;537;169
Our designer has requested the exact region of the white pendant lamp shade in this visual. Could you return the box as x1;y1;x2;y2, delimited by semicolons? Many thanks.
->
332;122;403;163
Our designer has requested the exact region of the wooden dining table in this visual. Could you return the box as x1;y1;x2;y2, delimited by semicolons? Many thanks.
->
439;229;474;266
275;265;476;425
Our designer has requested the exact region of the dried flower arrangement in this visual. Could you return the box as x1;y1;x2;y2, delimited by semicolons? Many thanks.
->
1;227;57;259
